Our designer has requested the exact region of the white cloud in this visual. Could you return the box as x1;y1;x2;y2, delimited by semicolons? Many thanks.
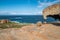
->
36;0;60;15
37;0;60;8
37;11;42;15
9;12;17;15
0;0;59;15
0;10;39;15
0;11;17;15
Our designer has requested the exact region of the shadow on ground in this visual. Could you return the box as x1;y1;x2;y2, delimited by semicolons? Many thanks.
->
47;22;60;26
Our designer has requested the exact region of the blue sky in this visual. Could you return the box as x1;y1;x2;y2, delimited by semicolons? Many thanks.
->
0;0;60;15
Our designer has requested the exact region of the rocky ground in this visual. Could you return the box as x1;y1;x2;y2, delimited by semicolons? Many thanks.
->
0;23;60;40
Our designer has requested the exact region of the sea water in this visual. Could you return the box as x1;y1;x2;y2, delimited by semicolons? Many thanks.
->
0;15;56;23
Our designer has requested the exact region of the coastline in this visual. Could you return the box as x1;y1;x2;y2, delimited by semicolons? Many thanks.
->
0;22;60;40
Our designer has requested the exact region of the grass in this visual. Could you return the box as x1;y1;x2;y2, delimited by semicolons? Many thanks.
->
0;22;32;29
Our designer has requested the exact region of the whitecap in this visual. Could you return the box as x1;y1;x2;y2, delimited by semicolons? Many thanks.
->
10;17;22;19
15;17;22;19
11;21;20;23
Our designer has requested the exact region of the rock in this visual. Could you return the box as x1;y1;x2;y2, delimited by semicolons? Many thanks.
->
36;21;42;27
44;21;47;24
43;4;60;20
0;23;60;40
0;20;9;24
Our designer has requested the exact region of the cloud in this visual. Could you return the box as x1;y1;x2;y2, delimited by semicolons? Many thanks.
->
0;10;39;15
36;0;60;15
37;0;60;8
0;11;17;15
0;0;59;15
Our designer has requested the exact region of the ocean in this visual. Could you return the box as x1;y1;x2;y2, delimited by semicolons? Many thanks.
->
0;15;56;23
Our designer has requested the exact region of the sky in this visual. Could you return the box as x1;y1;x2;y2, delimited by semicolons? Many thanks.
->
0;0;60;15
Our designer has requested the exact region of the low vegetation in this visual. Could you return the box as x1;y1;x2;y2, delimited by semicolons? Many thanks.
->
0;22;32;29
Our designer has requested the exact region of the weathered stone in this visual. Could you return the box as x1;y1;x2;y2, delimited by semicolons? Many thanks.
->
43;4;60;20
36;21;42;27
0;24;60;40
0;20;9;24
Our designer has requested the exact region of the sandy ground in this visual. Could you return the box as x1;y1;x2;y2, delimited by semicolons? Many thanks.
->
0;23;60;40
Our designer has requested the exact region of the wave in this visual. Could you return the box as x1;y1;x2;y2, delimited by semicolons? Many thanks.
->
10;17;22;19
11;21;20;23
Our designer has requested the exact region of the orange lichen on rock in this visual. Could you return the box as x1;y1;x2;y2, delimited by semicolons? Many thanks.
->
43;4;60;20
36;33;48;40
0;20;9;24
0;23;60;40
